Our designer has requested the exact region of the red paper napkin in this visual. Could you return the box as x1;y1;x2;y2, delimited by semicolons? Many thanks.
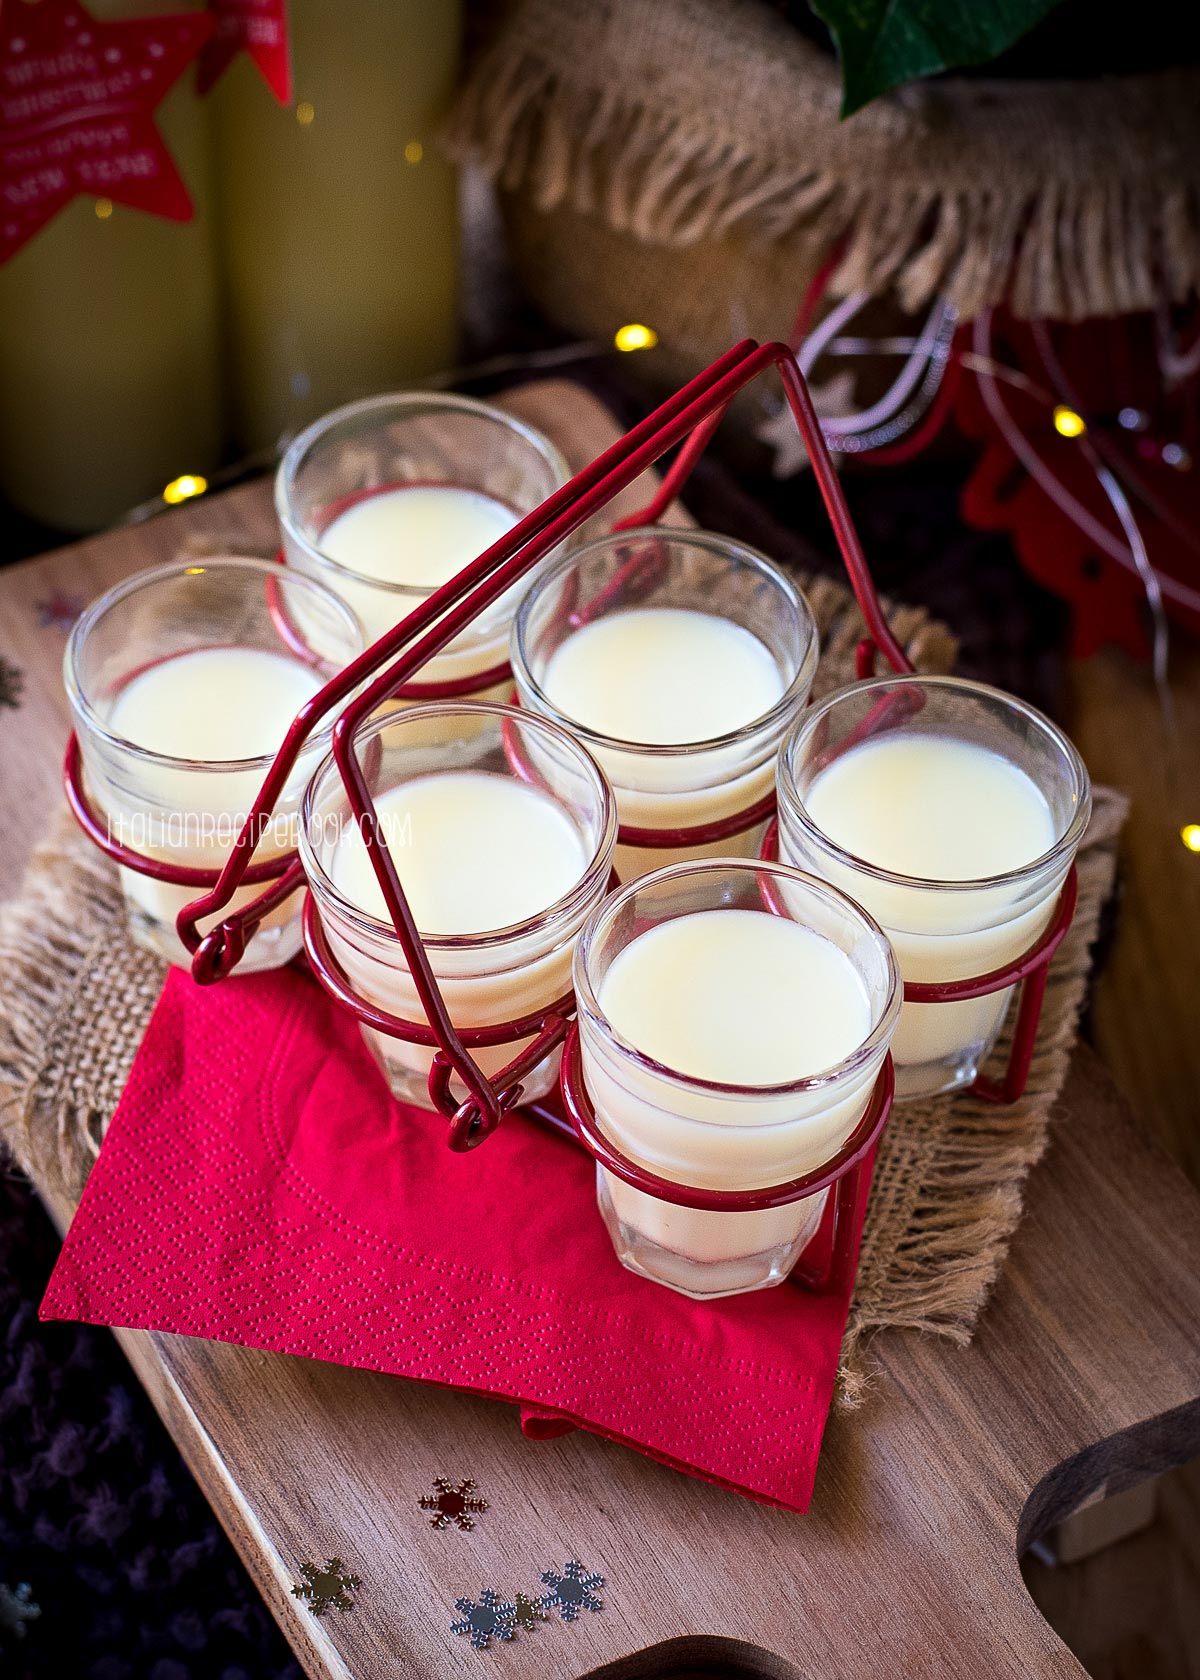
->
41;965;869;1511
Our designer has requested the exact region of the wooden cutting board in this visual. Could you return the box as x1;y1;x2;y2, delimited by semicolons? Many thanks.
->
1;380;1199;1680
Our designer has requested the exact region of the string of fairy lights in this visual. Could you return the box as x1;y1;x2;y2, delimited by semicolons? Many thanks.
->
143;308;1198;853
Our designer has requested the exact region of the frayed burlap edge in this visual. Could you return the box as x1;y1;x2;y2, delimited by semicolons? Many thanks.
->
445;0;1200;322
838;785;1127;1405
0;822;165;1199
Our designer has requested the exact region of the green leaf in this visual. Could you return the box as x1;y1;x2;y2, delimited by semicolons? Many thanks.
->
811;0;1067;116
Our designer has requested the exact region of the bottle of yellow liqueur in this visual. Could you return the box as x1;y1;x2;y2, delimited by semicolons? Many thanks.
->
0;0;223;534
209;1;462;453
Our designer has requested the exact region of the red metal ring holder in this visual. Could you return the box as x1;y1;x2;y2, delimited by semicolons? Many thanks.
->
759;819;1079;1106
560;1024;895;1295
63;339;1082;1243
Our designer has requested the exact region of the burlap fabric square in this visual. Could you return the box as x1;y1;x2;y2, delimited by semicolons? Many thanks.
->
0;569;1125;1403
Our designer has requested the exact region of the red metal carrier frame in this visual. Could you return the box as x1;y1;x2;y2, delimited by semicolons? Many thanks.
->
64;340;1081;1278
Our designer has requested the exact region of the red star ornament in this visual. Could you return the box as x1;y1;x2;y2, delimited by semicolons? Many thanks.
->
196;0;289;104
0;0;213;265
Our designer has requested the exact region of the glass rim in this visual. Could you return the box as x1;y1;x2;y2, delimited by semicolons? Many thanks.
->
63;556;363;774
274;389;572;601
300;699;619;951
510;526;820;758
573;857;902;1100
777;673;1093;893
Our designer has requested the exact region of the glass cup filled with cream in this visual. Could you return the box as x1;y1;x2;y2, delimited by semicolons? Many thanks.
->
776;675;1092;1100
510;528;818;879
300;702;617;1108
275;392;570;696
571;859;899;1298
64;558;364;971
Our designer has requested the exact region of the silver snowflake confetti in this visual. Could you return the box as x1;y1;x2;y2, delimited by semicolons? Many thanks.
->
0;1582;41;1640
451;1588;518;1650
514;1592;549;1632
419;1476;488;1531
539;1558;605;1621
290;1557;361;1617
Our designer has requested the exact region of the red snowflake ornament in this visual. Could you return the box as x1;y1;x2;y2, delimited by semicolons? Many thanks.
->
197;1;290;105
418;1476;488;1531
0;0;214;265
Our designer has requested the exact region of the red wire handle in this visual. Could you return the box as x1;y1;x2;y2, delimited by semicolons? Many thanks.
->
168;339;909;1143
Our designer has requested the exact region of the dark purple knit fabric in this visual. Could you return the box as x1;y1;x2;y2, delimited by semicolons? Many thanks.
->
0;1163;302;1680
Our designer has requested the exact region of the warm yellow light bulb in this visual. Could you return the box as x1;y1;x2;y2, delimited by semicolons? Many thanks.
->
1053;405;1086;439
1182;823;1200;853
163;474;209;505
94;198;113;220
614;323;658;353
404;140;424;165
296;101;315;127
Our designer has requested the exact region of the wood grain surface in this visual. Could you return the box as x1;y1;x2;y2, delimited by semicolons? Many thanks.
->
2;381;1200;1679
1068;645;1200;1186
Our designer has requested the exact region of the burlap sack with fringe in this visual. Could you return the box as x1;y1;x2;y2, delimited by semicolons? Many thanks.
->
447;0;1200;378
0;571;1127;1400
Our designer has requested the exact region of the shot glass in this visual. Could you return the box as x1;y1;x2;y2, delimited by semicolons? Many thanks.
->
276;391;570;696
776;675;1092;1099
511;527;818;879
300;701;617;1107
64;557;363;971
570;859;900;1299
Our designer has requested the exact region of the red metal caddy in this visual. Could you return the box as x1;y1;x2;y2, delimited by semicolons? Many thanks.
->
64;339;1079;1297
